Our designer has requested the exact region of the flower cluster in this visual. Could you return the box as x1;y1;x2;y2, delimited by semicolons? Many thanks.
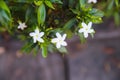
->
18;21;95;49
2;0;106;57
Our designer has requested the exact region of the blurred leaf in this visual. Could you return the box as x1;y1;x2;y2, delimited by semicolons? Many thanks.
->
114;12;120;26
78;33;86;43
107;0;114;10
12;0;34;3
115;0;119;7
32;45;39;56
25;6;34;22
45;1;55;9
21;42;35;53
37;3;46;25
71;9;80;15
50;0;63;4
34;1;43;6
0;9;11;26
58;47;67;53
63;18;76;30
0;1;10;14
41;44;48;58
79;0;86;8
90;8;104;17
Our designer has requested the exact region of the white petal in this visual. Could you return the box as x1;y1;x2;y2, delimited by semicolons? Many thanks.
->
18;25;20;29
56;43;61;48
79;29;85;33
61;41;67;46
29;32;36;37
88;22;92;29
89;29;94;33
35;29;39;34
88;0;97;3
62;34;67;40
56;32;61;38
93;0;97;3
29;32;35;37
39;32;44;37
84;32;88;38
37;38;44;43
51;38;59;43
33;37;37;43
82;22;87;28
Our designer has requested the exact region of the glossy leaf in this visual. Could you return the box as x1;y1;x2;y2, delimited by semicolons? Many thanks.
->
45;1;55;9
37;3;46;25
41;44;48;58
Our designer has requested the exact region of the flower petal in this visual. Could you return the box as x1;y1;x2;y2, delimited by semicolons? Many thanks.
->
84;32;88;38
29;32;35;37
79;29;85;33
89;29;94;33
56;43;61;48
62;34;67;40
61;41;67;46
88;22;92;29
37;38;44;43
39;32;44;37
51;38;59;43
56;32;61;38
33;37;37;43
35;29;39;34
82;22;87;28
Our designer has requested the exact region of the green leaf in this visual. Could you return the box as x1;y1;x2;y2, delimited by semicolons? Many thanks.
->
34;1;43;6
79;0;86;8
25;6;34;22
45;1;55;9
50;0;63;4
70;9;80;15
114;12;120;26
37;3;46;25
0;1;10;14
41;44;48;58
0;9;11;26
63;18;76;30
12;0;34;3
58;47;67;53
21;42;34;53
32;45;39;56
78;33;86;43
90;8;104;17
115;0;119;7
107;0;114;10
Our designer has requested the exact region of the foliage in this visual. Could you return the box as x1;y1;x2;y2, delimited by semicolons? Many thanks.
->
96;0;120;26
0;0;119;57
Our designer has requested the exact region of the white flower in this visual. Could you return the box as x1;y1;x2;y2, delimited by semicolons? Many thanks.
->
51;32;67;48
29;28;44;43
88;0;97;3
79;22;95;38
18;22;27;30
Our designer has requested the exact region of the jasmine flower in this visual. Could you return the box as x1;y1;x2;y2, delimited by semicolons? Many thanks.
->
29;28;44;43
18;22;27;30
51;32;67;48
79;22;95;38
